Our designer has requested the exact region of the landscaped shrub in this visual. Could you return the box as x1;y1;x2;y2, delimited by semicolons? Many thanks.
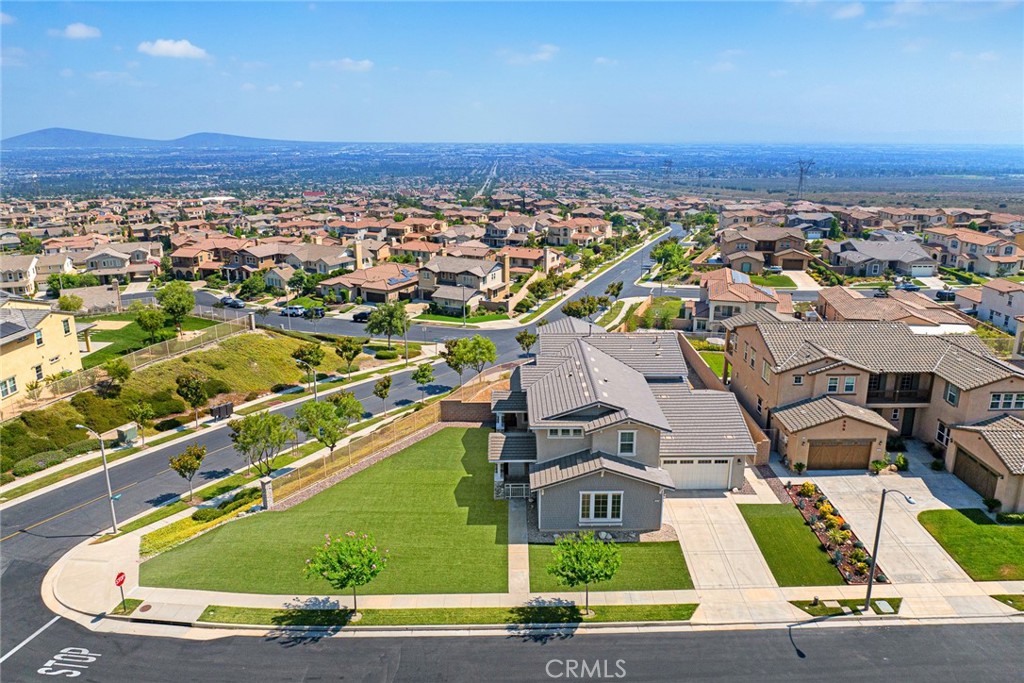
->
62;438;103;457
203;378;232;397
191;508;226;523
870;459;889;474
19;404;85;448
886;436;906;451
894;453;909;471
930;460;945;471
983;498;1002;513
799;481;817;497
375;349;399;360
155;417;185;432
69;392;129;433
146;389;186;418
996;512;1024;524
12;450;67;476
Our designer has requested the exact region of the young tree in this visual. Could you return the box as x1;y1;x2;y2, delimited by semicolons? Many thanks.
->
440;338;470;386
169;444;206;500
547;531;622;615
373;376;392;415
237;273;267;300
365;301;409;350
104;358;132;387
156;281;196;327
563;244;580;259
330;390;364;431
305;531;388;617
561;295;607;320
228;411;293;477
126;401;155;445
175;372;208;427
515;329;538;357
465;334;498;379
132;303;166;343
25;381;43;401
604;281;624;300
58;294;83;313
295;400;343;456
335;336;364;379
292;342;326;391
411;363;434;403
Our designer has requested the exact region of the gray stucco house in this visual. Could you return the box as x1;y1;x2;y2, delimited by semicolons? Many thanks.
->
489;318;756;532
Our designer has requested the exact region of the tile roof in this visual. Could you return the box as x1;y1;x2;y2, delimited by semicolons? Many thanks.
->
0;305;50;344
541;317;605;335
537;332;686;379
772;396;897;433
423;255;502;277
653;383;757;456
490;390;528;413
529;450;675;490
487;432;538;463
818;286;970;326
952;414;1024;475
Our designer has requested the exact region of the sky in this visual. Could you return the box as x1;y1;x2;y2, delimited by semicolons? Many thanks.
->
1;1;1022;144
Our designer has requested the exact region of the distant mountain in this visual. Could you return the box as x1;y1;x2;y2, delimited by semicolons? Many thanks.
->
1;127;323;149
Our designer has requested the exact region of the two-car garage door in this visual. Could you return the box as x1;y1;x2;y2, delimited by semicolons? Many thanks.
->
661;458;732;489
806;440;873;470
952;448;999;500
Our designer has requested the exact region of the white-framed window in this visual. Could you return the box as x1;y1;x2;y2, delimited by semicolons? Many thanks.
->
891;409;900;420
62;319;71;335
743;342;749;362
0;376;17;398
33;365;43;381
843;377;856;394
618;430;637;456
936;421;950;446
944;382;960;407
756;396;763;415
548;428;583;439
749;348;756;370
761;361;771;383
579;491;622;524
827;377;839;393
792;375;804;385
34;330;43;346
989;393;1024;410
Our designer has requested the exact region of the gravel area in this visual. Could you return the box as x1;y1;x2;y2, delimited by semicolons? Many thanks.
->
273;421;487;511
755;464;791;503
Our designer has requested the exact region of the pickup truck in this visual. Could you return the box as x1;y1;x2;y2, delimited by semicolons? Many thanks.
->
280;305;306;317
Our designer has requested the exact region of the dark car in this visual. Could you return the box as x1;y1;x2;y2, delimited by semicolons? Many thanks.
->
225;298;246;309
895;282;921;292
873;291;889;298
351;310;371;323
219;296;234;305
304;306;325;319
936;289;956;302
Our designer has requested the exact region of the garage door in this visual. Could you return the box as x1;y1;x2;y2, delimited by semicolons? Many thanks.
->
806;440;872;470
952;448;998;500
661;458;732;489
910;265;935;277
781;259;804;270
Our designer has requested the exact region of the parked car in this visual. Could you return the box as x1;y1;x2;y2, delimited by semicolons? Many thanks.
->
280;305;306;317
873;290;889;298
895;282;921;292
225;298;246;309
303;306;325;319
764;265;783;274
351;310;372;323
219;296;234;305
936;289;956;302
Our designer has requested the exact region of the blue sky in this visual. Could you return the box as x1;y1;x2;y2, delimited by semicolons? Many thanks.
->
2;1;1021;143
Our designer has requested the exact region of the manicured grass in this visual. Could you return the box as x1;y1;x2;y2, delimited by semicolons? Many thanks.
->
595;300;625;328
528;542;692;592
110;598;143;616
918;509;1024;581
83;315;218;369
991;594;1024;611
791;598;902;617
749;274;797;288
699;351;726;378
198;603;698;627
140;428;508;594
417;312;510;324
286;296;323;309
0;429;196;502
648;296;683;320
738;504;845;586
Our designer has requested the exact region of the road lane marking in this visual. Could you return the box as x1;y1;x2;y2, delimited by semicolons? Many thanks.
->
0;616;60;664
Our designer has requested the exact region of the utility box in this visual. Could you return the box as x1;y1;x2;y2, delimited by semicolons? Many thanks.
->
209;402;234;420
115;423;138;446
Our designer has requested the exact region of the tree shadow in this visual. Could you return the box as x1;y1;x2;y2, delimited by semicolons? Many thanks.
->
454;428;508;545
199;467;233;481
504;597;580;643
145;492;179;506
423;383;453;397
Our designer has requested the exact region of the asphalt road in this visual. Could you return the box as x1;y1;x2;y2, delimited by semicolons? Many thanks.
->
4;227;1011;681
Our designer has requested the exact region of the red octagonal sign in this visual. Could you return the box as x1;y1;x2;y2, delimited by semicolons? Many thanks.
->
114;572;126;587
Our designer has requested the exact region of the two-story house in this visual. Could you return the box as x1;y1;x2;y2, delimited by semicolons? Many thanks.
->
922;227;1022;275
975;279;1024;333
0;296;83;407
681;268;792;333
718;227;810;274
495;246;563;275
785;212;835;240
816;286;973;331
0;255;39;296
418;255;508;313
488;320;755;531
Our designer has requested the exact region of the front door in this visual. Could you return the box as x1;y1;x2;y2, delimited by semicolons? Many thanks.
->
740;262;751;273
900;408;916;437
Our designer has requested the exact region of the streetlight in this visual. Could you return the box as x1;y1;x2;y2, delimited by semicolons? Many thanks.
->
863;488;915;612
295;359;318;401
75;425;118;534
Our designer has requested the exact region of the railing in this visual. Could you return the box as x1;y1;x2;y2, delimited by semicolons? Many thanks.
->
866;388;932;404
503;483;531;499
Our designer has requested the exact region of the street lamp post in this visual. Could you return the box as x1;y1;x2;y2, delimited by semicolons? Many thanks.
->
863;488;914;612
76;425;118;534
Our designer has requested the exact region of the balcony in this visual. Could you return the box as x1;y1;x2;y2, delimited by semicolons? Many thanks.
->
866;387;932;404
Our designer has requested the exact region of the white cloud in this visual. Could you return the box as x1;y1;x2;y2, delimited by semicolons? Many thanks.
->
501;43;559;65
49;23;101;39
594;56;617;66
240;82;257;91
1;12;15;25
311;57;374;72
832;2;865;20
292;80;304;89
902;39;926;53
138;38;209;59
951;50;1000;63
1;46;27;67
88;70;145;87
709;61;737;73
976;50;999;62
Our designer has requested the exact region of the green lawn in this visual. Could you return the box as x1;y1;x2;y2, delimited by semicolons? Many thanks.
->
918;509;1024;581
140;427;509;594
749;274;797;288
417;312;510;324
648;296;683;320
286;296;323;309
738;504;845;586
991;594;1024;611
791;598;902;617
528;542;692;592
83;315;218;369
109;598;143;616
699;351;726;378
199;603;697;627
595;300;625;328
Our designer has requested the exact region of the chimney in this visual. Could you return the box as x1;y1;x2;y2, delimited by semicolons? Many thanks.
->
502;253;511;284
353;240;365;271
543;246;552;274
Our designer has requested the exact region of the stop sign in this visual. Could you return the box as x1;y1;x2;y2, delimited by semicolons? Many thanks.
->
114;572;126;587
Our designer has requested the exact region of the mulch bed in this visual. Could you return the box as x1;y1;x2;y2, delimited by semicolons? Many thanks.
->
785;483;886;585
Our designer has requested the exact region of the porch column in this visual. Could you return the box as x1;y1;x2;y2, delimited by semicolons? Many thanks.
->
496;412;505;432
494;463;503;482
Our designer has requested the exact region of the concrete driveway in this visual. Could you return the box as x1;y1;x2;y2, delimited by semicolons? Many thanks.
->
802;443;981;585
782;269;822;291
663;495;777;590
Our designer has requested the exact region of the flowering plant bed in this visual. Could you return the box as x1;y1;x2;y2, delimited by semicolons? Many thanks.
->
785;481;886;585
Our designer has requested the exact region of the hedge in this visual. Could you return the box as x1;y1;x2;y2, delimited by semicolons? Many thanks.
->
375;349;399;360
996;512;1024;525
142;488;262;556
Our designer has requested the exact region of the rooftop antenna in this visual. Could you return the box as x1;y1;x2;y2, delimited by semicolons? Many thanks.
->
796;159;815;200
